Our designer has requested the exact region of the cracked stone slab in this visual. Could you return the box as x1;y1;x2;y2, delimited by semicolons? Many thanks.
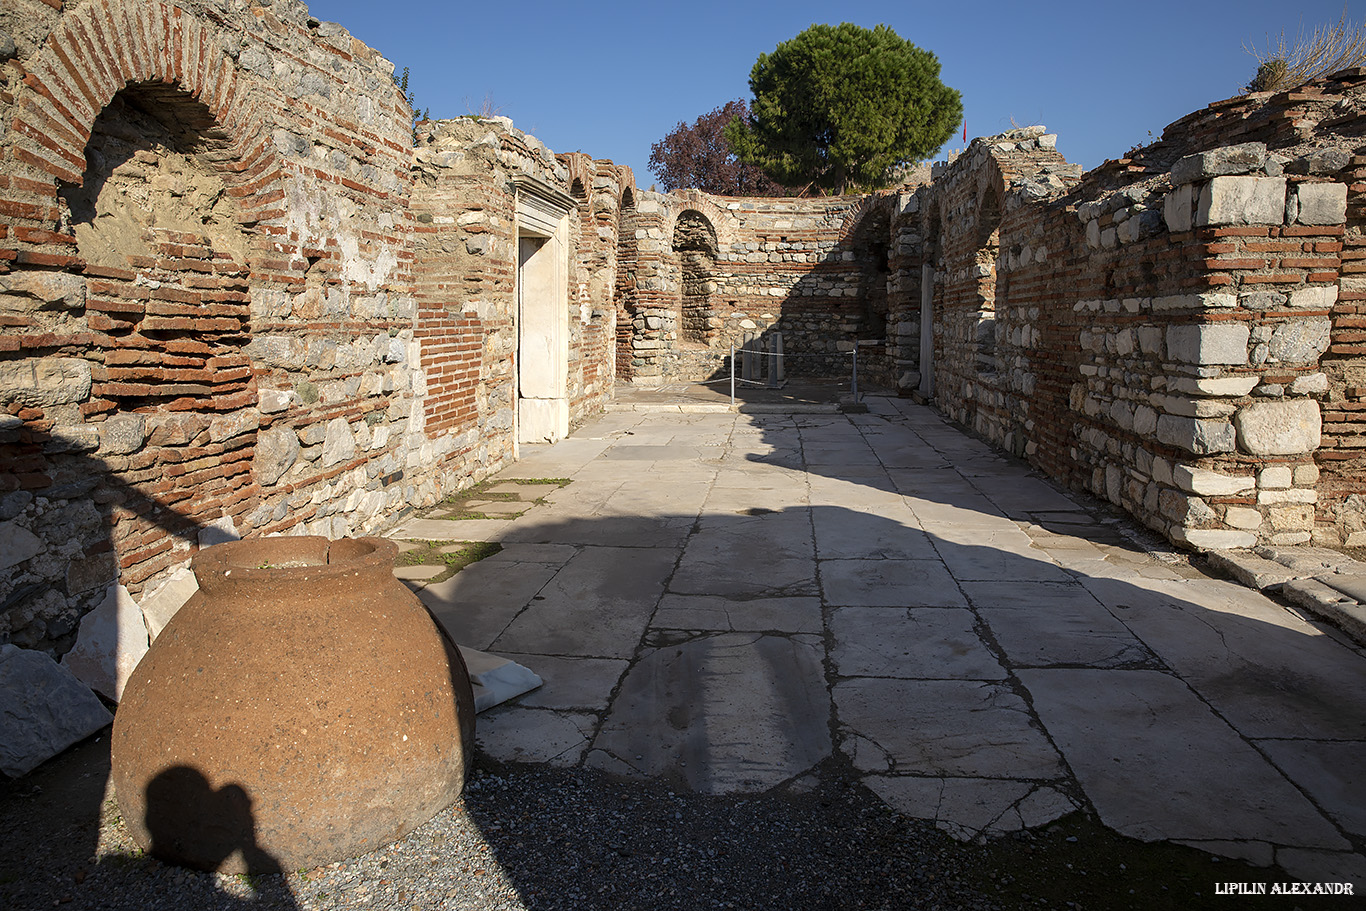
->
812;506;938;561
864;776;1077;841
1257;739;1366;837
1081;576;1366;740
493;546;676;658
1275;847;1366;887
1020;668;1349;850
963;581;1154;668
1205;550;1296;590
419;561;560;651
968;476;1084;517
834;678;1062;778
932;531;1073;584
821;559;966;608
672;514;816;598
492;654;627;711
474;707;595;766
589;632;830;794
829;607;1005;679
502;514;693;549
653;594;823;634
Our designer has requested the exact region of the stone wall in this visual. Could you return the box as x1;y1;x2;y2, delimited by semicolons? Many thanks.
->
901;74;1365;550
0;0;622;661
614;190;904;386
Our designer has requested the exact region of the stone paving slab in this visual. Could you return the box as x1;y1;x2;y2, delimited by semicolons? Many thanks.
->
1256;739;1366;837
865;776;1078;842
932;531;1074;584
420;562;561;651
394;517;514;542
492;546;676;658
1020;668;1350;850
962;581;1156;668
1080;575;1366;740
475;707;596;766
653;594;823;634
587;632;830;794
835;678;1064;779
821;559;966;608
812;506;936;561
491;654;627;712
828;607;1006;679
383;402;1366;881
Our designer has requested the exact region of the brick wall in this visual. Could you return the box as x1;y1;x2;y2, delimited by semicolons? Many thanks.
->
903;74;1365;549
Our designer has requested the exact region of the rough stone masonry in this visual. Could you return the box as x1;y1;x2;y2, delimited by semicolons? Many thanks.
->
3;1;1366;722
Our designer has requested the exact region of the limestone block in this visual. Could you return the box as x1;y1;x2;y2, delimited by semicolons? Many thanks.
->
1166;323;1249;366
1196;176;1286;226
1167;376;1259;397
145;413;211;447
1235;400;1321;456
1133;405;1158;436
0;358;93;407
1295;463;1321;485
1173;465;1255;496
1290;373;1329;395
1267;504;1315;531
0;644;113;777
1171;527;1258;550
1268;318;1330;364
1152;456;1174;486
1156;415;1236;454
1170;142;1267;185
63;584;149;703
209;410;260;443
1293;183;1347;226
1259;466;1293;489
321;417;357;468
1224;507;1263;530
139;568;199;642
1257;488;1317;505
0;520;43;571
0;271;86;312
1289;285;1337;309
1163;183;1194;232
254;425;301;485
1152;393;1236;419
1160;489;1216;525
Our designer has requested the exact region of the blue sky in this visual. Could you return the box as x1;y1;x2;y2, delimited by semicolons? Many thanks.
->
306;0;1364;186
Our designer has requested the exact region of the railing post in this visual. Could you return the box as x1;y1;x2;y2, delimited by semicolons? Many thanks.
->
851;345;859;402
730;345;735;406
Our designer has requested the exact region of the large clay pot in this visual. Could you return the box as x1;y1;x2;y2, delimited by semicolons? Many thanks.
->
111;536;474;873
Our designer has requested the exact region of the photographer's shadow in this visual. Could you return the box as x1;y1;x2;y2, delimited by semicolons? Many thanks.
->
140;766;298;908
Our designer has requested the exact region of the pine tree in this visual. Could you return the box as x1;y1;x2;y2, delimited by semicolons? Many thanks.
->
726;23;962;194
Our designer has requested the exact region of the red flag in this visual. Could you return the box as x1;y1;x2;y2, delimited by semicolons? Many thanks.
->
962;122;966;143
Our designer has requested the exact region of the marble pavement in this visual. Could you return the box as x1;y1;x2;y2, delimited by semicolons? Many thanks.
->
389;398;1366;884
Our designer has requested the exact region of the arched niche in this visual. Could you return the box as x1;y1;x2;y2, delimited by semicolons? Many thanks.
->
54;81;260;597
672;210;719;346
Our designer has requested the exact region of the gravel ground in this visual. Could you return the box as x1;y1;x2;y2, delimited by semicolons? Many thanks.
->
2;734;1313;911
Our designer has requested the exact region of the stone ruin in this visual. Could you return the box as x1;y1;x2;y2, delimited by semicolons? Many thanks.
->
3;0;1366;745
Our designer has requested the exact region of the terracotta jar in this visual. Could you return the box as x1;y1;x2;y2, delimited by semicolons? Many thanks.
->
111;536;474;873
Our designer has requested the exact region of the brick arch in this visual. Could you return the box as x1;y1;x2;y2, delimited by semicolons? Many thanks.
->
616;165;638;210
6;0;280;242
2;0;290;600
663;192;734;250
